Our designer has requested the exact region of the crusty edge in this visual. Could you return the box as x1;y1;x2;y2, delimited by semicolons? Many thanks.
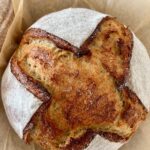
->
21;28;90;57
81;16;133;85
23;100;51;143
65;131;126;150
121;86;148;125
10;56;51;102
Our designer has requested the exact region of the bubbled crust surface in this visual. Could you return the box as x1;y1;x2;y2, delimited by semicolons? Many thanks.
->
11;17;147;150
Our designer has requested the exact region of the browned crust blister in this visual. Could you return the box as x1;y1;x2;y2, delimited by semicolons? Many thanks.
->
10;16;147;150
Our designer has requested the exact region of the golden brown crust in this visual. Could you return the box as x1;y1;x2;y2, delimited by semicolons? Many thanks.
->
64;130;96;150
21;28;90;57
98;132;126;142
11;57;51;102
82;16;133;84
10;16;147;150
121;87;147;129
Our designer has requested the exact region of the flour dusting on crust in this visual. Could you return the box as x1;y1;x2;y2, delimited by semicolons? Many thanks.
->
127;34;150;110
31;8;106;48
1;64;42;138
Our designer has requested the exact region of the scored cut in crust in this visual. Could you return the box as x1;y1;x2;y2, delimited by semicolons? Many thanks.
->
10;16;147;150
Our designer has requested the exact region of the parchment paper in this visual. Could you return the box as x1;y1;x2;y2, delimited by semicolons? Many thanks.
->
0;0;150;150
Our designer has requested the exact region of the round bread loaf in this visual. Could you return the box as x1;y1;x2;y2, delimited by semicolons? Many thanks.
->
1;8;150;150
0;0;13;50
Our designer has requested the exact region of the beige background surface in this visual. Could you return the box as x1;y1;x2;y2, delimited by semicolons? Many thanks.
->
0;0;150;149
0;0;13;52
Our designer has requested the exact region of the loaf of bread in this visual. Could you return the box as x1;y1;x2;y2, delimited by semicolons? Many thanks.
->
1;8;150;150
